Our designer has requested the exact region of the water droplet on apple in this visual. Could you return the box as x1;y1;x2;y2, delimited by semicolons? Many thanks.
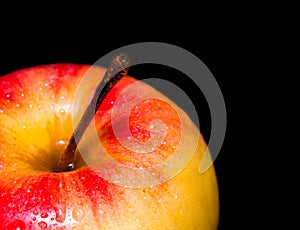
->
67;163;75;170
98;210;104;214
21;93;24;97
8;202;15;208
54;206;66;223
16;103;20;108
7;220;26;230
56;140;66;146
59;182;63;188
33;209;38;215
29;104;33;108
41;213;48;218
32;216;36;221
38;221;48;229
60;109;65;114
0;109;3;113
55;215;65;223
72;207;85;221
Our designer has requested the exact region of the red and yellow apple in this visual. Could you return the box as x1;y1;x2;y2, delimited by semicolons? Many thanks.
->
0;64;218;229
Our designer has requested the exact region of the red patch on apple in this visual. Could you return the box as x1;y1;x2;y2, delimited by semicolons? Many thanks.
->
99;98;181;169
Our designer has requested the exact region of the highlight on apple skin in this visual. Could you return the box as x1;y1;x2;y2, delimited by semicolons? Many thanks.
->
0;64;219;229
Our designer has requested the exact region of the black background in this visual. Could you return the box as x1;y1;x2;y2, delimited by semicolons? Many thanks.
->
0;15;258;229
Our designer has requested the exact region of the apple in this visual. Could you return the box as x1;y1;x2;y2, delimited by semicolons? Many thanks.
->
0;63;219;229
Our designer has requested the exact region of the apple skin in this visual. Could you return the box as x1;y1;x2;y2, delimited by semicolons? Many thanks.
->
0;64;219;229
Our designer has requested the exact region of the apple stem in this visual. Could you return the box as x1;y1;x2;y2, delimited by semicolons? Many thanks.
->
54;54;130;172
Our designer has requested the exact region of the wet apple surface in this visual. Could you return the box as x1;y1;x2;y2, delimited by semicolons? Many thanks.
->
0;64;218;229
